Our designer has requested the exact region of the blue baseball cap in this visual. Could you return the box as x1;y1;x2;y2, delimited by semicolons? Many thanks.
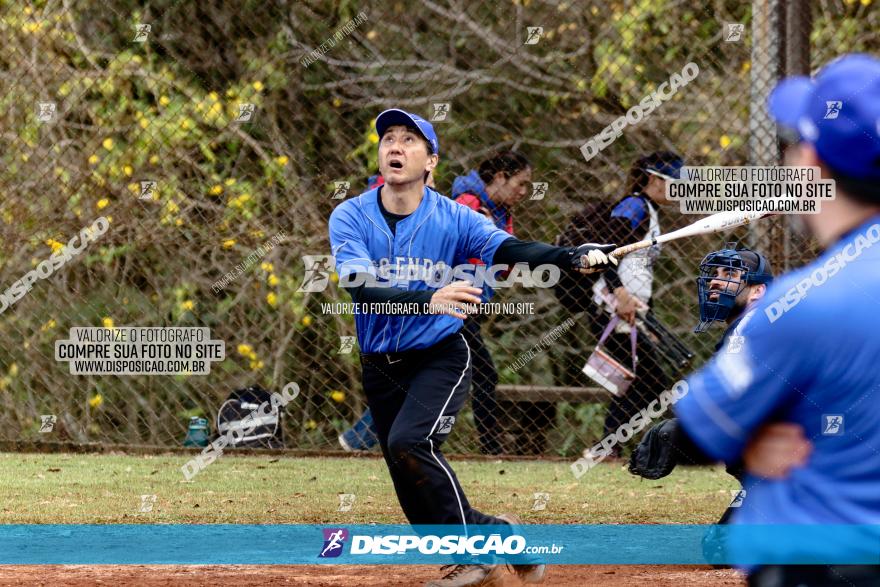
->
375;109;439;155
768;53;880;180
643;151;684;180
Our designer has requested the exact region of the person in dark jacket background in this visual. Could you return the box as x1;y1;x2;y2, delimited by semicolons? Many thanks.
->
450;151;532;455
557;151;684;458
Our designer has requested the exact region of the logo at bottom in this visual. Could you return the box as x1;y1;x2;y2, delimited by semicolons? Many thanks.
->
319;528;349;558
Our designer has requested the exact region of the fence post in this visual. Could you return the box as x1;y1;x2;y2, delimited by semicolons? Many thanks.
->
780;0;813;271
748;0;784;256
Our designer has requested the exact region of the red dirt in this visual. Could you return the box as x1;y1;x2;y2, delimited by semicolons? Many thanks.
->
0;565;744;586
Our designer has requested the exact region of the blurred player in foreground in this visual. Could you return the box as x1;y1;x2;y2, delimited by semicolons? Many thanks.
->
329;108;617;586
673;53;880;586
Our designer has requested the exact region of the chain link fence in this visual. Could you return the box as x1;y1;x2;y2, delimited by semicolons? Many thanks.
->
0;0;876;458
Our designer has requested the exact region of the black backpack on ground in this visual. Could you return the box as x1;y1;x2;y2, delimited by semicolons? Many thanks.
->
216;385;285;449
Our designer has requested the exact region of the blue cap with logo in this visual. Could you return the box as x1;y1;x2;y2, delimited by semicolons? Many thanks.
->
375;109;439;155
768;53;880;180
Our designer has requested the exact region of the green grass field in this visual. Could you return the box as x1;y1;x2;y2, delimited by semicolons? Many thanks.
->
0;452;738;525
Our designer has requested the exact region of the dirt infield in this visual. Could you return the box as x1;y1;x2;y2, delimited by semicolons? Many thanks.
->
0;565;744;586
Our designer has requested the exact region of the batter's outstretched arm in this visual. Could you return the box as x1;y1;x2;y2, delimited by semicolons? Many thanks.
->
492;237;617;274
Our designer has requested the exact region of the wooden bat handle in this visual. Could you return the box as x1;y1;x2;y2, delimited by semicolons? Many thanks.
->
610;240;652;258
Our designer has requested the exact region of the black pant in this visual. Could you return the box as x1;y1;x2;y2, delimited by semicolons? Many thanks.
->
749;566;880;587
461;320;501;455
589;315;670;449
361;332;502;526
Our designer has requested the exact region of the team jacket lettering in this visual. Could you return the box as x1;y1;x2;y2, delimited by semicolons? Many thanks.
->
328;186;512;353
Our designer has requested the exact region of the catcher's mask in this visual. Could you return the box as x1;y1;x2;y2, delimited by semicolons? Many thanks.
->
695;244;773;333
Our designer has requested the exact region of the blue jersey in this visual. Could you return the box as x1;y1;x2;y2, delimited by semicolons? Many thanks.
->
328;186;512;353
676;216;880;537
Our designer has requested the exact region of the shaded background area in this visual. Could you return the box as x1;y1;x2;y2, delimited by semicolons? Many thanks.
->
0;0;876;455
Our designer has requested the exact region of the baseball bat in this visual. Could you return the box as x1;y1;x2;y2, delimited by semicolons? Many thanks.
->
610;210;775;258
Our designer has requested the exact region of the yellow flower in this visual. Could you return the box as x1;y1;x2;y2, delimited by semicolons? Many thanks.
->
330;273;339;283
237;343;255;357
306;419;317;430
208;91;220;102
88;154;99;165
102;138;114;151
181;118;193;130
701;145;711;156
89;393;103;408
97;198;109;210
252;81;264;92
209;185;223;196
123;165;133;176
267;274;279;286
332;98;342;108
330;390;345;403
40;319;57;332
205;102;223;121
249;360;265;371
260;262;274;272
8;363;18;377
719;135;732;149
301;315;312;327
181;300;195;311
366;30;378;41
159;95;170;106
861;0;871;5
175;218;183;226
368;132;379;144
149;155;159;165
139;118;150;129
224;178;236;186
222;239;236;249
275;155;289;166
266;292;278;307
46;239;65;253
102;317;114;329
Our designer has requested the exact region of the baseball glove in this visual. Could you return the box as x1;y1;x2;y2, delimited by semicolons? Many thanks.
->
629;418;714;479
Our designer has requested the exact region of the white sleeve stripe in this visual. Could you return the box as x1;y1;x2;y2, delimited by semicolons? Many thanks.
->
331;241;350;256
339;257;373;265
692;384;745;441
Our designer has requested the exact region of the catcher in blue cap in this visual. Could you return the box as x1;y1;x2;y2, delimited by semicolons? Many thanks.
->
328;108;618;586
673;53;880;585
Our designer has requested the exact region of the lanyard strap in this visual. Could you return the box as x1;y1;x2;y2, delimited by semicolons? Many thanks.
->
597;316;638;373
